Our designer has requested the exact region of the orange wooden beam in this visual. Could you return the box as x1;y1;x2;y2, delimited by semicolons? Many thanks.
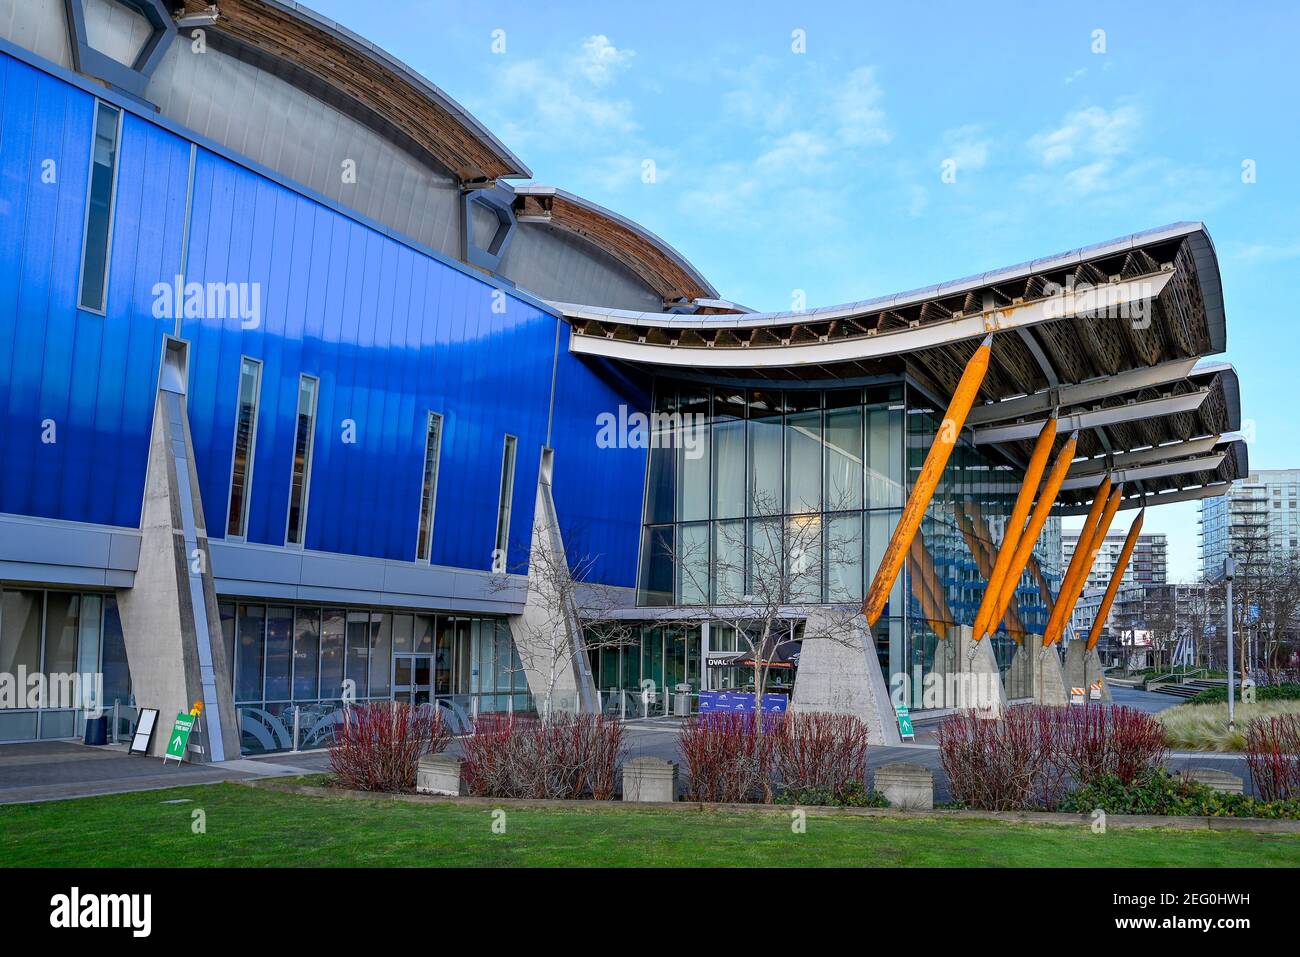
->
959;503;1027;637
1041;475;1113;646
985;431;1079;639
971;417;1057;640
1087;508;1146;651
862;335;993;627
1044;483;1124;647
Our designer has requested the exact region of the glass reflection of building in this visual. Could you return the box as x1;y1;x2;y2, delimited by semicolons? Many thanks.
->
635;378;1062;709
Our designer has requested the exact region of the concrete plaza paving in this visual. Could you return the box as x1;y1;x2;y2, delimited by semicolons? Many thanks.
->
0;686;1257;805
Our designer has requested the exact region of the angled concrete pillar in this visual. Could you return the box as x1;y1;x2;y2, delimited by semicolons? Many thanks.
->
509;448;594;715
1005;638;1036;700
115;339;237;761
792;612;901;746
927;626;1006;715
1034;642;1069;706
1064;639;1111;702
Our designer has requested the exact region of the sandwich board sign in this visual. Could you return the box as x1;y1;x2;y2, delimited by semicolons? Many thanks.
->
896;704;915;740
1070;687;1086;705
129;708;159;755
164;711;196;764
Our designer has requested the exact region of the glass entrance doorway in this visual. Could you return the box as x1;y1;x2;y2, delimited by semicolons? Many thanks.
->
392;654;433;705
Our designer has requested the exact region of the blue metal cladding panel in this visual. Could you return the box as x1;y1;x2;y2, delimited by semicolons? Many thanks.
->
0;53;185;528
181;149;557;570
548;352;651;588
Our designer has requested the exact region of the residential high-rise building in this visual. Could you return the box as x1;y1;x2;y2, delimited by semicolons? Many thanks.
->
1063;530;1168;591
1199;470;1300;581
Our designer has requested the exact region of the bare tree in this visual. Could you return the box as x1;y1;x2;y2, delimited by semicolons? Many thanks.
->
1258;552;1300;671
490;514;638;721
667;491;864;750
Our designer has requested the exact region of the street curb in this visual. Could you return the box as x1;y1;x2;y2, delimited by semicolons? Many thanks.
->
242;779;1300;834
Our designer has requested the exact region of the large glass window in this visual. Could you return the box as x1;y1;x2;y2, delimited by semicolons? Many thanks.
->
78;101;121;312
494;435;518;568
226;358;262;538
319;608;345;700
292;608;320;700
345;610;370;698
0;591;42;685
748;391;784;516
416;413;443;561
285;376;318;546
235;604;266;702
369;612;392;697
264;606;293;701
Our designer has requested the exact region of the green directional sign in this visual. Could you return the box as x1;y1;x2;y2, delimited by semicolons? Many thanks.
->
165;712;196;762
896;704;915;740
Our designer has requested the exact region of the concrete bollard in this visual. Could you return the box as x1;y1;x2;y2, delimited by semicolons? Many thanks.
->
622;757;678;803
1177;767;1244;795
416;753;464;796
874;761;934;810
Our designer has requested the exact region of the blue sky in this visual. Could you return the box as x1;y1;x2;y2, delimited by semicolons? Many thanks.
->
307;0;1298;581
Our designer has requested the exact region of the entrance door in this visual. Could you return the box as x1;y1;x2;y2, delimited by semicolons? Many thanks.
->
392;654;433;705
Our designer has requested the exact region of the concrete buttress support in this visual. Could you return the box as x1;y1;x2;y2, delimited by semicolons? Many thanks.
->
1064;639;1111;702
508;448;593;715
115;340;238;761
791;612;901;746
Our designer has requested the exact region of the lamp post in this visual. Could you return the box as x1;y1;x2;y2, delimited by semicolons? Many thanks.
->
1224;555;1236;730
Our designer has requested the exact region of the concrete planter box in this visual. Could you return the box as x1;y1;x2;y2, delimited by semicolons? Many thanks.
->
622;757;678;803
874;762;934;810
1178;767;1245;795
416;753;464;796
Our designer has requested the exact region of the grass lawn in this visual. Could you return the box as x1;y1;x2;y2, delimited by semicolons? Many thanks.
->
2;782;1299;867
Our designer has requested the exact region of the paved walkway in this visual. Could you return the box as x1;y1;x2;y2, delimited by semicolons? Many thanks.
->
0;686;1253;805
0;741;327;805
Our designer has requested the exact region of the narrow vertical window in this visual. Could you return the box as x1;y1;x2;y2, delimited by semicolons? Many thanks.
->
493;435;518;568
286;375;319;546
78;102;122;312
416;413;444;561
226;358;262;538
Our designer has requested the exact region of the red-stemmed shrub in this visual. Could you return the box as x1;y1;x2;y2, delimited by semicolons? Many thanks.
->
679;711;870;804
679;713;777;803
1245;714;1300;802
329;701;451;792
459;713;626;799
939;704;1169;810
938;704;1067;810
1056;704;1167;786
771;712;871;802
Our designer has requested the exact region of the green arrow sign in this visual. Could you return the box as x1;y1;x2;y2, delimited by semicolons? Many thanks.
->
896;704;915;739
165;712;196;762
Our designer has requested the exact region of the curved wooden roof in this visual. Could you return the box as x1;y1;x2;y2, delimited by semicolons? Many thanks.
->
175;0;530;181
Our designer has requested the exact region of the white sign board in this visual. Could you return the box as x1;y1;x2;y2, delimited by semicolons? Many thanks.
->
129;708;159;755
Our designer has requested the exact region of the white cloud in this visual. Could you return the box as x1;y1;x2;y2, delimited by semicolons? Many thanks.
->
482;36;639;147
835;66;890;146
941;124;990;173
1029;104;1140;166
754;130;831;175
577;35;634;87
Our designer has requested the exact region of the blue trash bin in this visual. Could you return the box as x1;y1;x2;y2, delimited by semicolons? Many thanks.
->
84;714;108;746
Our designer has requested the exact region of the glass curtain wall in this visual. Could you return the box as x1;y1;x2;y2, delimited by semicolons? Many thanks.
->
586;623;701;717
639;382;906;609
0;587;125;742
638;377;1065;709
905;397;1064;703
222;601;531;753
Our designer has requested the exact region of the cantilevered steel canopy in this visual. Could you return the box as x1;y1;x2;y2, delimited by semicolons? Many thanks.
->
552;222;1245;512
